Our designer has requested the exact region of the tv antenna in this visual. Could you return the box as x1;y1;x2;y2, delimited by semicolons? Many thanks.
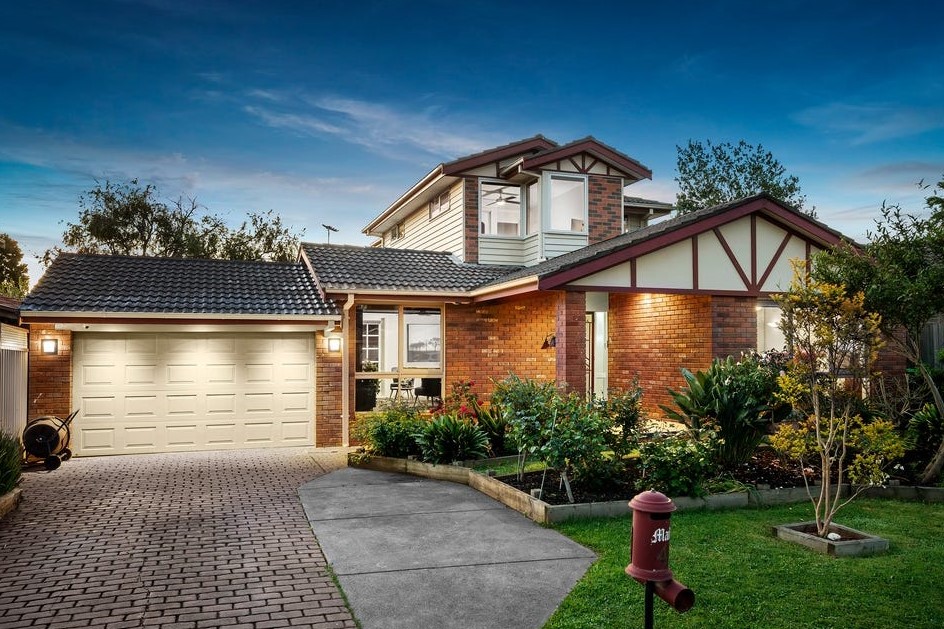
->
322;224;339;244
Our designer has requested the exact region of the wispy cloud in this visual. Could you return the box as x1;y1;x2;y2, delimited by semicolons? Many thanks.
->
793;102;944;144
243;92;503;162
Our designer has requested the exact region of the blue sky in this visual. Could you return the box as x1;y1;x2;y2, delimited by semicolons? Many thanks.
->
2;0;942;286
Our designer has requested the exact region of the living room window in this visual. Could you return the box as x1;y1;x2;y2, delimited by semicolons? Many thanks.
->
429;190;450;220
480;181;522;237
548;174;587;233
355;305;442;374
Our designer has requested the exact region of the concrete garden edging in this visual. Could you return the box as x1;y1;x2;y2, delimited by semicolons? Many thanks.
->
349;456;943;524
351;456;799;524
0;488;22;521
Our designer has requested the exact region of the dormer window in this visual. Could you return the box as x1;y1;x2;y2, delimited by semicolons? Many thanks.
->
548;174;587;233
480;181;522;237
429;190;451;220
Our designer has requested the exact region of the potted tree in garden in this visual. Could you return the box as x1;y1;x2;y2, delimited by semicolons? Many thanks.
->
770;262;904;556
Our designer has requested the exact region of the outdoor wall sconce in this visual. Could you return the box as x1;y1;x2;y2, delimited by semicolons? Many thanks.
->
541;333;557;350
327;336;342;353
41;338;58;355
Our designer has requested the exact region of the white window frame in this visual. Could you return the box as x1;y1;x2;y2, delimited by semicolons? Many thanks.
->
390;221;405;241
429;190;451;220
479;179;523;238
544;173;588;234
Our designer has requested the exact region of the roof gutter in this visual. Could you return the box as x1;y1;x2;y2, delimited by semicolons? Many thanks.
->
469;275;540;302
20;311;340;322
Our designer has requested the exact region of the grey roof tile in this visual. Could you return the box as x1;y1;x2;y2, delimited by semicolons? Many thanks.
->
21;254;338;316
301;243;520;293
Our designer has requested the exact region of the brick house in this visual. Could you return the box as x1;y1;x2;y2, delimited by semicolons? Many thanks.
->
20;135;847;455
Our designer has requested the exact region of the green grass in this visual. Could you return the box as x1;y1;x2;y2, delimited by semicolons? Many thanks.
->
546;500;944;629
470;457;547;476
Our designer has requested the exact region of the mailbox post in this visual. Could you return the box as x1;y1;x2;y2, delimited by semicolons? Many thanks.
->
626;490;694;628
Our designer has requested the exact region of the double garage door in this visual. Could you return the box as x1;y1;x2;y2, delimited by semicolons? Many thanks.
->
72;331;315;455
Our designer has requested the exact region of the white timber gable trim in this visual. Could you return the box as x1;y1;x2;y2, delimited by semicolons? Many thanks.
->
566;214;823;295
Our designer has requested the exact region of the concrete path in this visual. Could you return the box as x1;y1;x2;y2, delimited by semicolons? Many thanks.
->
0;449;356;629
300;468;596;629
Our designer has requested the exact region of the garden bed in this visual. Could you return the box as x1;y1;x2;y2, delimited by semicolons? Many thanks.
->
349;455;871;524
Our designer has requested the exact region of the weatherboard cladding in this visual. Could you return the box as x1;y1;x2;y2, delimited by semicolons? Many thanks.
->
20;254;338;316
300;243;520;293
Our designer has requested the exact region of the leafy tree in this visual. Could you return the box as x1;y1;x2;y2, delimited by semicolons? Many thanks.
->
45;179;303;264
675;139;811;215
814;174;944;483
771;263;903;537
0;233;29;298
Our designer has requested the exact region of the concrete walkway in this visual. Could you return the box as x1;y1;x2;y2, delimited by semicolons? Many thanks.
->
299;468;596;629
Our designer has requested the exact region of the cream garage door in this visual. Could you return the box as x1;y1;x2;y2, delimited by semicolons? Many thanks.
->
72;332;315;455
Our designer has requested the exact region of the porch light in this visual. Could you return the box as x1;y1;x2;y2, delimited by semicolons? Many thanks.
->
41;338;58;355
327;335;342;353
541;334;557;350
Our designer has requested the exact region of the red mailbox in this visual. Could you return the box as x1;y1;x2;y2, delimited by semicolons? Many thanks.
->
625;490;694;621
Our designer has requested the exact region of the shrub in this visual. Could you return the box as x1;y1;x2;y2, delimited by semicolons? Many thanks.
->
593;378;645;458
441;379;479;418
636;433;717;497
661;352;791;467
0;431;22;495
414;414;489;464
491;374;560;478
539;394;609;502
353;402;424;458
473;401;513;456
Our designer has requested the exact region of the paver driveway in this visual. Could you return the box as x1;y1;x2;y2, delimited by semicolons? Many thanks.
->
0;449;357;629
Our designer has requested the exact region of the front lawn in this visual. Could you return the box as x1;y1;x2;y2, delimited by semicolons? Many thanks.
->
547;500;944;629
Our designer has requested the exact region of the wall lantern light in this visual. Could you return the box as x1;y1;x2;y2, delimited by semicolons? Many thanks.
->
327;336;342;353
541;333;557;350
41;338;59;355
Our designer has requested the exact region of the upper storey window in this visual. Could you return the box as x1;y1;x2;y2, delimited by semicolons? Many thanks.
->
429;190;450;220
548;174;587;233
480;181;522;237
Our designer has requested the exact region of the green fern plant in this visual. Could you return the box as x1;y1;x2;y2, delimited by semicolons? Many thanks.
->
0;431;22;495
414;414;489;464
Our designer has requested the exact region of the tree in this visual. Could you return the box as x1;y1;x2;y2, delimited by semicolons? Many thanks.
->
0;233;29;298
675;139;811;215
770;263;904;537
45;179;303;264
814;174;944;483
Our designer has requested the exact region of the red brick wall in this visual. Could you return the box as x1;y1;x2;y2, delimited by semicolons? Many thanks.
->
588;175;623;244
463;177;479;263
315;330;343;447
555;291;587;396
27;324;72;418
711;296;758;359
445;293;558;399
608;293;713;414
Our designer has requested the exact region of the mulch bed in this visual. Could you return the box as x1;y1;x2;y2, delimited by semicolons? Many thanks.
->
499;449;812;506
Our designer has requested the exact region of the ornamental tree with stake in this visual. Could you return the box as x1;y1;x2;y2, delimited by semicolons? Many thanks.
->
770;262;904;537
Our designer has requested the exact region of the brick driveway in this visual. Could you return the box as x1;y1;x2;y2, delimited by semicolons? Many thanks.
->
0;449;357;629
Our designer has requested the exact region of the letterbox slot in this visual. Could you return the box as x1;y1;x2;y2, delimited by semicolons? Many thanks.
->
651;512;671;520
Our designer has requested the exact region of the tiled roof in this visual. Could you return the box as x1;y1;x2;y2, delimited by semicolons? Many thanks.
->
301;243;520;293
479;193;844;287
20;254;339;316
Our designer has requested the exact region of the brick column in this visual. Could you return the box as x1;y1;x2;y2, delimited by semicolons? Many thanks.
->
28;324;72;418
587;175;624;244
315;330;343;447
463;177;479;263
555;291;586;396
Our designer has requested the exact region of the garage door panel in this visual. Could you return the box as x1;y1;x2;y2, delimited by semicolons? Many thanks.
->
125;395;157;417
80;427;116;451
126;364;157;384
73;332;316;455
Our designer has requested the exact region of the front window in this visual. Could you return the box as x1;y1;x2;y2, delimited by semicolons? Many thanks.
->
480;181;522;236
548;174;587;232
757;303;786;352
355;305;442;374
